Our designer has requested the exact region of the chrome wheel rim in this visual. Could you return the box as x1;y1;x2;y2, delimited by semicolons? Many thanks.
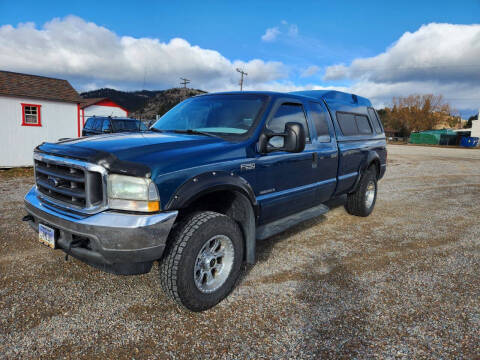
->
194;235;234;293
365;181;376;209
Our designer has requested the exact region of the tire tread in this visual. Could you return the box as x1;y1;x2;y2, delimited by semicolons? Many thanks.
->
160;211;226;308
346;168;377;217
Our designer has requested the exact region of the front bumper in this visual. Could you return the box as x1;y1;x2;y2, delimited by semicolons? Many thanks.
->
24;186;177;275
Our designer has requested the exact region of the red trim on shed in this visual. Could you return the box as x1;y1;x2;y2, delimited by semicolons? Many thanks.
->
90;99;129;114
77;103;81;137
81;98;128;116
21;103;42;127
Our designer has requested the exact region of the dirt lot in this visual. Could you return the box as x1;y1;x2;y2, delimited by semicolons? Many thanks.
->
1;145;479;359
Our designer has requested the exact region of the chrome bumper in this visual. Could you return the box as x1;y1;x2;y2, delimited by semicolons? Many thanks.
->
24;186;177;273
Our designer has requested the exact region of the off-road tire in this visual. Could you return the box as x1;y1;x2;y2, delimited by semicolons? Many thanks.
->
345;167;378;217
160;211;243;312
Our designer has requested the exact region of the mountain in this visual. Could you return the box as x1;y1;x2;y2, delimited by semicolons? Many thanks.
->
80;88;161;113
80;87;207;119
130;88;207;120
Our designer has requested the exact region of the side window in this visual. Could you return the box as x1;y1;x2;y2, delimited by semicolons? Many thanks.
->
308;102;331;143
267;103;310;142
93;118;102;131
84;118;94;129
374;110;384;132
336;112;357;136
101;119;111;132
355;115;373;135
368;108;382;134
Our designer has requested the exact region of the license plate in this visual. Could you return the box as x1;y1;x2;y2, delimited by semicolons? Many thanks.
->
39;224;55;249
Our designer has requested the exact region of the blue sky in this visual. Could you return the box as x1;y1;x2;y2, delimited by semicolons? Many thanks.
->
1;0;480;114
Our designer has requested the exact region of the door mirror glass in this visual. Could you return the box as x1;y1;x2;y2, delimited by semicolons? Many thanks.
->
268;136;285;148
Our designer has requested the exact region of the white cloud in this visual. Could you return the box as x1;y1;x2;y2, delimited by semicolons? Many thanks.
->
300;65;320;78
348;80;480;111
3;17;478;112
323;23;480;110
261;27;280;42
261;21;299;43
324;23;480;83
322;64;348;81
0;16;287;91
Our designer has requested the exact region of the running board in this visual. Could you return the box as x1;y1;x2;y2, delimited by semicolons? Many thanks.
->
256;203;329;240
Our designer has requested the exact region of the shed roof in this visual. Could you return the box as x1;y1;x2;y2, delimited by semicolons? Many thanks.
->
79;97;107;109
0;70;81;103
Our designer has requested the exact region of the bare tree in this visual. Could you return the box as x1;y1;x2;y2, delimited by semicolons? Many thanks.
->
380;94;455;135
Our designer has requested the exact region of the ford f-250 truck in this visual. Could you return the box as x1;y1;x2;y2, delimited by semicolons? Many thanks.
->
24;90;386;311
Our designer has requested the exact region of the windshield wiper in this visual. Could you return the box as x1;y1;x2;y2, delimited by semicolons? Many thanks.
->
149;128;164;133
170;129;221;139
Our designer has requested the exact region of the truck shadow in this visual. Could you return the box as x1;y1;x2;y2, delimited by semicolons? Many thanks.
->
240;194;371;356
239;195;348;280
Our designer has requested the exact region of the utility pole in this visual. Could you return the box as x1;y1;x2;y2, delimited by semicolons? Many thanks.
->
180;77;190;88
236;68;248;91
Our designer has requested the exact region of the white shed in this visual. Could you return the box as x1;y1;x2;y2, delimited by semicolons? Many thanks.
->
0;71;82;167
472;118;480;139
79;98;128;127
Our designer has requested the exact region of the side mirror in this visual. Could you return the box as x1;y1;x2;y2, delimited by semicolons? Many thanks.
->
258;122;306;154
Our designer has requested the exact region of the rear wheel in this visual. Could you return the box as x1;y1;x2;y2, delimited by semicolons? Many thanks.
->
345;167;378;217
160;211;243;312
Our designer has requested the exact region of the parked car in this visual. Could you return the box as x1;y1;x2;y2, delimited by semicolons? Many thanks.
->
24;90;386;311
82;116;147;136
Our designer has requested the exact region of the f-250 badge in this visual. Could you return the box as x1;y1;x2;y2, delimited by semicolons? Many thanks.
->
240;163;255;171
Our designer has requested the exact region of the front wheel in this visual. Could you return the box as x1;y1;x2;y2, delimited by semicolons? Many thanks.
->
159;211;244;312
345;168;378;217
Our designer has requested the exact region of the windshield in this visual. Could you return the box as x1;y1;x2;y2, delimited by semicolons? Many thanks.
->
151;94;268;137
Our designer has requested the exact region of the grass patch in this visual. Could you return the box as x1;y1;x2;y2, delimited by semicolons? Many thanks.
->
0;167;34;178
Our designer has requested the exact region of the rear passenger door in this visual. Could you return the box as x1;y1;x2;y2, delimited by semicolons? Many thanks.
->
305;101;338;203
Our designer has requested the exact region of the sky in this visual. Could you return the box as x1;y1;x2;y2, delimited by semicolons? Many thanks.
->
1;0;480;116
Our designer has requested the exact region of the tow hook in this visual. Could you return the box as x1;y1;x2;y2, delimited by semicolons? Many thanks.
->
65;238;87;262
22;214;34;222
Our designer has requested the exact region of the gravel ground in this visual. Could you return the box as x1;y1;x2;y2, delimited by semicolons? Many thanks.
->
0;145;479;359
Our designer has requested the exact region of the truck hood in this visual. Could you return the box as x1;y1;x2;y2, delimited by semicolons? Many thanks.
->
36;132;247;177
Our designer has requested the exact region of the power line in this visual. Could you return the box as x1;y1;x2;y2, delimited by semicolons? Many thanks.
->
236;68;248;91
180;77;190;88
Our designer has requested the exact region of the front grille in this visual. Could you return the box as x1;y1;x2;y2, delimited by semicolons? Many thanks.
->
34;154;106;213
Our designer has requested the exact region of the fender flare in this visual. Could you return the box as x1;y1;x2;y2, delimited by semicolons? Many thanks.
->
164;171;258;264
351;151;380;193
164;171;257;212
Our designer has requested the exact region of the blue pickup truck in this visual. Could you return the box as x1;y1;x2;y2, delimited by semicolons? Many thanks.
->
24;90;386;311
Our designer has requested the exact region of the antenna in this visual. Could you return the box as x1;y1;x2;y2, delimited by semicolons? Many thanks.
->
236;68;248;91
180;77;191;88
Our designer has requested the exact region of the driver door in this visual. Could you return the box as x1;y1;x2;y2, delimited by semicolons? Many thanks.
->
256;100;318;224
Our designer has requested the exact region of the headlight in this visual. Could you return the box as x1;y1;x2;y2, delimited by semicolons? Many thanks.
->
107;174;160;212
